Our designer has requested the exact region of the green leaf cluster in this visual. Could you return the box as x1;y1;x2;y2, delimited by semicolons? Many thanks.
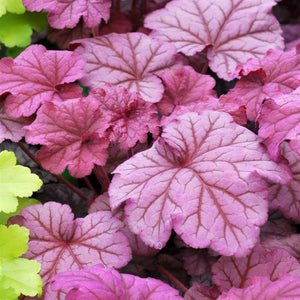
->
0;0;47;48
0;224;43;299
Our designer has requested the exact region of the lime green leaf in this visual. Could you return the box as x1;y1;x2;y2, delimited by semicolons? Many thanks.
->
0;258;42;297
0;151;42;213
0;197;41;225
0;0;25;18
5;46;25;58
0;225;43;297
0;11;47;47
0;224;29;258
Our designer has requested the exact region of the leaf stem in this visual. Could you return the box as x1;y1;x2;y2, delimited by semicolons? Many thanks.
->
17;142;93;205
93;166;110;191
115;0;121;12
127;148;133;158
92;26;99;37
155;263;188;293
84;176;97;197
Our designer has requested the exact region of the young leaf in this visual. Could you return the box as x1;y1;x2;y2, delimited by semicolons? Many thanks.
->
25;97;110;178
258;87;300;161
22;0;111;29
0;150;42;213
50;263;184;299
0;224;43;298
72;32;181;103
91;84;160;150
109;111;291;256
10;202;132;284
212;245;300;292
0;45;85;117
144;0;283;80
221;47;300;121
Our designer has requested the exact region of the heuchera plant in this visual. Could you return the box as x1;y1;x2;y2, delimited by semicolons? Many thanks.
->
1;0;300;299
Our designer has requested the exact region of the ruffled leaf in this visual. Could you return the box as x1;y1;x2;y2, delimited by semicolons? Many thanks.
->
22;0;111;29
145;0;283;80
109;111;291;256
72;32;181;103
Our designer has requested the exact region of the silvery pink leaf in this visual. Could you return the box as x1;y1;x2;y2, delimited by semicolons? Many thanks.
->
22;0;111;29
0;45;85;117
72;32;181;103
11;202;131;285
262;234;300;261
145;0;283;80
268;143;300;221
25;97;110;178
157;66;217;115
50;264;184;300
258;87;300;161
90;84;160;150
109;111;291;256
184;283;220;300
0;101;32;143
217;275;300;300
212;245;300;292
221;47;300;121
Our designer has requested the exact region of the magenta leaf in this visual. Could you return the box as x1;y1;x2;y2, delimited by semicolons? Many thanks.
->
50;264;184;299
23;0;111;29
11;202;131;284
109;111;291;256
72;32;181;103
0;45;86;117
217;275;300;300
258;87;300;161
221;47;300;121
91;84;160;149
268;143;300;221
157;66;217;115
145;0;283;80
212;244;300;292
0;101;32;143
184;283;220;300
262;234;300;261
25;97;110;177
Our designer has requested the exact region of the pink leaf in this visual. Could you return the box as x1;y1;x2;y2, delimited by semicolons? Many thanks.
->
90;84;160;150
25;97;110;177
109;111;291;256
262;234;300;261
23;0;111;29
257;87;300;161
50;264;184;300
0;101;32;143
145;0;283;80
221;47;300;121
0;45;86;117
11;202;131;284
212;244;300;292
157;66;217;115
217;275;300;300
268;143;300;221
72;32;181;103
184;283;220;300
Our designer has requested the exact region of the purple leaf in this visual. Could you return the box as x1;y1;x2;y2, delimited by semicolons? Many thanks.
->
50;264;184;299
109;111;291;256
184;283;220;300
268;143;300;221
212;244;300;292
221;47;300;121
72;32;181;103
145;0;283;80
90;84;160;150
258;87;300;161
25;97;110;177
10;202;131;284
0;101;32;143
22;0;111;29
217;275;300;300
0;45;85;117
